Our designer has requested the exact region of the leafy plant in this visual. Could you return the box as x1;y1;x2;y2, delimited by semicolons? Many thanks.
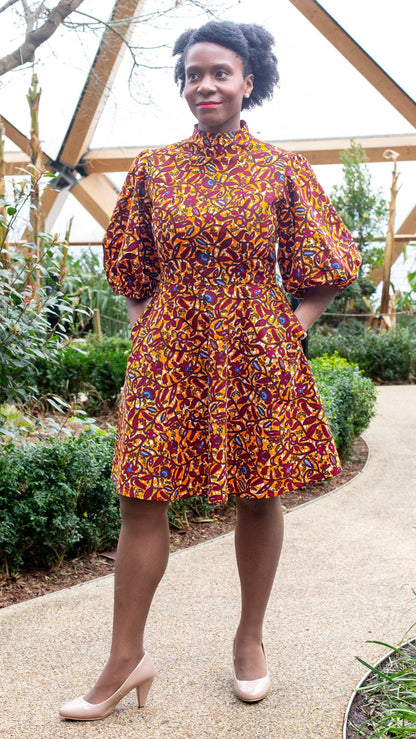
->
325;141;389;320
309;326;416;382
0;428;219;574
351;639;416;737
395;259;416;313
35;335;132;412
61;248;129;338
331;141;388;274
0;170;89;426
310;354;377;456
0;430;119;573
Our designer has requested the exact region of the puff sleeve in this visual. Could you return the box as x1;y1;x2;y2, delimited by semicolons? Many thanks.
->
103;151;160;300
276;153;361;299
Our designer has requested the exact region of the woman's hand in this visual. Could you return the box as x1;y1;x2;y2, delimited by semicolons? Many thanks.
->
294;285;339;333
126;296;152;328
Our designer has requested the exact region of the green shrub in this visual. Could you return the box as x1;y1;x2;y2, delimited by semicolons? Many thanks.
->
0;430;120;573
35;335;131;411
310;354;377;456
309;326;416;382
0;429;218;574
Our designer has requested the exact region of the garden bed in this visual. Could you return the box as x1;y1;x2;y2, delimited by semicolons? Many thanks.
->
344;637;416;738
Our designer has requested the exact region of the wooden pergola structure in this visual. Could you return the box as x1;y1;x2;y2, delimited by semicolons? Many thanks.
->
2;0;416;279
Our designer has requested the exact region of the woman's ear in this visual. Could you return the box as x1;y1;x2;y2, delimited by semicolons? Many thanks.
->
244;74;254;98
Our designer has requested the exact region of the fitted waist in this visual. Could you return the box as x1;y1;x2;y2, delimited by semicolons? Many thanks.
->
156;277;287;303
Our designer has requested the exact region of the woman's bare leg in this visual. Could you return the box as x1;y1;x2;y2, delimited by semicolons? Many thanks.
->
85;497;170;703
234;496;284;680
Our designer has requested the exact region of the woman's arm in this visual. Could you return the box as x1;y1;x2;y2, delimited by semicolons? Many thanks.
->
294;285;339;333
126;296;152;328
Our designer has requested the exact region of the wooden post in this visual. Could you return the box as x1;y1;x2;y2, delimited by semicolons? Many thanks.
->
379;150;399;329
93;308;103;339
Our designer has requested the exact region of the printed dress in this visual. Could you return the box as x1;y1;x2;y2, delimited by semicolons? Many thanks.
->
103;122;361;504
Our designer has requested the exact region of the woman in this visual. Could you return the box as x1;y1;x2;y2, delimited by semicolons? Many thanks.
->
59;20;360;721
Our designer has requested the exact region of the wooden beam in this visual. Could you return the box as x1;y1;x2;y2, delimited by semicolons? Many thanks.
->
82;134;416;173
4;151;31;175
58;0;145;167
84;146;145;173
289;0;416;128
269;134;416;166
7;131;416;175
369;203;416;284
70;173;118;229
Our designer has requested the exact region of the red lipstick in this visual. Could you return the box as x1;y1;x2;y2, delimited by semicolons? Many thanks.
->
197;102;221;108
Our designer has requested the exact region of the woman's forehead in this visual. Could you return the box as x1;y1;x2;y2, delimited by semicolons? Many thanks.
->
185;42;243;69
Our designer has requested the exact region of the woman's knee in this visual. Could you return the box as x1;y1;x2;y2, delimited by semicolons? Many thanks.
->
235;496;282;518
119;495;169;524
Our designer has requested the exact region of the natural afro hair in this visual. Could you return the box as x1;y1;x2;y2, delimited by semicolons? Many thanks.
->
173;21;279;110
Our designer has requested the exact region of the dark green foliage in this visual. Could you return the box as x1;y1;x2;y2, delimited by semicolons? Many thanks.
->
0;429;220;574
310;354;377;456
35;335;131;411
309;326;416;382
0;431;120;573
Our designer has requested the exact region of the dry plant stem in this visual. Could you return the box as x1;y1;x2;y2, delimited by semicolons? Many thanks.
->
27;73;42;279
84;497;170;705
0;121;8;265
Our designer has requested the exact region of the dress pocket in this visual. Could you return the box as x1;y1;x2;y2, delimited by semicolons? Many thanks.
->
286;309;307;341
130;300;154;341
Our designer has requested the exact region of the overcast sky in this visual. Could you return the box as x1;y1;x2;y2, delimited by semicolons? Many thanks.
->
2;0;415;241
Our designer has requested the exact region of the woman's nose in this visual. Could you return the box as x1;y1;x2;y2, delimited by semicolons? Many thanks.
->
197;75;216;94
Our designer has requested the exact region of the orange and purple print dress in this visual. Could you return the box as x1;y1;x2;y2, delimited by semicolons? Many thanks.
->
103;122;361;504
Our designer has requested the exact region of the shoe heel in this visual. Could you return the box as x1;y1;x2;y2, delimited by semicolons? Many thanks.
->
136;676;154;707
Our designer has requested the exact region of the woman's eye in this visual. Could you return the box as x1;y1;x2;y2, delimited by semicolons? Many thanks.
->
216;70;228;79
187;72;199;81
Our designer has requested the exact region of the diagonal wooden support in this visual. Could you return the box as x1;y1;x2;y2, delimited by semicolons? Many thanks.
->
58;0;145;168
0;114;49;166
70;173;118;229
289;0;416;129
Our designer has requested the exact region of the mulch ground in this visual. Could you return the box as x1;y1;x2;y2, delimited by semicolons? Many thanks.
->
0;438;367;609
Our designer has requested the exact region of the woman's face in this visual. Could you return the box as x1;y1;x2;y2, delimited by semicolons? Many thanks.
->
183;42;253;134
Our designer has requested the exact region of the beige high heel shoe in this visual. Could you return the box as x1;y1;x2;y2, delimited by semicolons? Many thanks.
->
59;652;155;721
232;640;271;703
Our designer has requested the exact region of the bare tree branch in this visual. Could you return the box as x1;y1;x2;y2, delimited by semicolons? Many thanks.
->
0;0;86;76
0;0;19;13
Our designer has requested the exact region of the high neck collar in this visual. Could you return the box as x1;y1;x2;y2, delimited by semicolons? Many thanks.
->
190;121;251;152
